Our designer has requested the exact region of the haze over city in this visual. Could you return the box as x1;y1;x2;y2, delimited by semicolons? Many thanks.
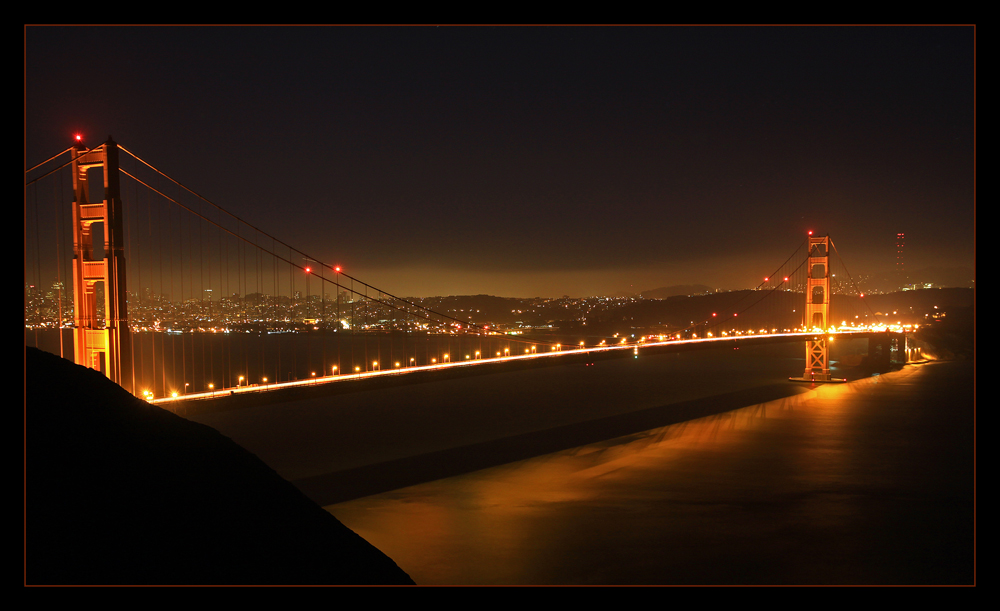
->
25;25;975;298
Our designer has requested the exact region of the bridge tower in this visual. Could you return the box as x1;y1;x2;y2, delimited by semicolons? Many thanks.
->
791;234;843;383
70;137;132;393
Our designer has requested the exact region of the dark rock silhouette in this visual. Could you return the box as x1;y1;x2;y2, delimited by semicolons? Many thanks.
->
25;347;413;585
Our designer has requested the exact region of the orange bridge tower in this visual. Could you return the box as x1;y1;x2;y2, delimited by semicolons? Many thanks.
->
791;234;844;383
70;137;132;393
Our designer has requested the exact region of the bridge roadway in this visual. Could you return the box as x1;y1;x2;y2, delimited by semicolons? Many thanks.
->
183;331;897;506
158;329;898;408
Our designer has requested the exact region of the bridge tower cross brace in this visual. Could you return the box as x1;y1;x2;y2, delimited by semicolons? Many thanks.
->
70;137;132;393
802;234;832;381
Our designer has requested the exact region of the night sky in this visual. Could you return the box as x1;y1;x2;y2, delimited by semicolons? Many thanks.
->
25;25;976;298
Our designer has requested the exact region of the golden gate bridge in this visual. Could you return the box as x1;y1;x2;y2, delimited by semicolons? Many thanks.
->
25;137;914;405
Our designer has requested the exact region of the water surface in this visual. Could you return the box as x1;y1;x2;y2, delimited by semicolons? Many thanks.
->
326;361;974;585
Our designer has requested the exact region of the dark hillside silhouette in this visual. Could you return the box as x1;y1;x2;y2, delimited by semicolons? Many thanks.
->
25;347;413;585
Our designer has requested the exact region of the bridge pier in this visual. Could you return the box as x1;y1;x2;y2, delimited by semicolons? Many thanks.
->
789;334;846;383
867;332;907;370
903;334;929;362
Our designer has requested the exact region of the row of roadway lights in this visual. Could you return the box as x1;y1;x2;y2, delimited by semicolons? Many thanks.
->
140;325;874;399
140;323;865;400
141;340;583;399
142;333;871;402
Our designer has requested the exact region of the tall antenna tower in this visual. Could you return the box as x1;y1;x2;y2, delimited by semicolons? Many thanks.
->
896;232;906;289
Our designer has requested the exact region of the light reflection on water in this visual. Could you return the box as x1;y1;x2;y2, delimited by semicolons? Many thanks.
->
328;386;822;585
327;366;972;585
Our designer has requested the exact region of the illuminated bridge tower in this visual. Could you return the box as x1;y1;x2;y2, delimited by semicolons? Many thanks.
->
791;234;842;383
70;137;132;393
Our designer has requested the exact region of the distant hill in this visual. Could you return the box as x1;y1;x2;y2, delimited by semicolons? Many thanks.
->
867;267;975;292
25;347;414;586
638;285;713;299
587;287;974;338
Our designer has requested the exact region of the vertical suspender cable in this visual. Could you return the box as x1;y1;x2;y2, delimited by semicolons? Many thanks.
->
56;165;65;359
